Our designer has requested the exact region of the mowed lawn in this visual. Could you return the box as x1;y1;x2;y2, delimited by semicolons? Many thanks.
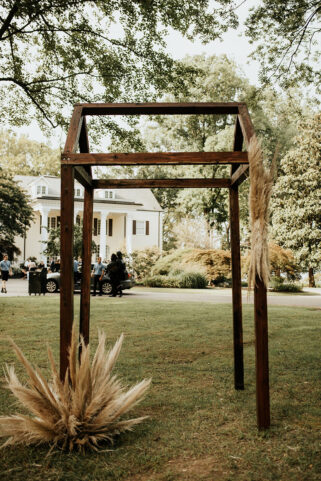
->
0;296;320;481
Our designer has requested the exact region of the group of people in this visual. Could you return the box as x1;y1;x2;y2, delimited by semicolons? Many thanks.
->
92;251;126;297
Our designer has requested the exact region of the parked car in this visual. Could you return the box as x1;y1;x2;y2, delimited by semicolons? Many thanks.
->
45;265;135;294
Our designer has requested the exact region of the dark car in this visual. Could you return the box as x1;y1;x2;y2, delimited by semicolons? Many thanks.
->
45;265;135;294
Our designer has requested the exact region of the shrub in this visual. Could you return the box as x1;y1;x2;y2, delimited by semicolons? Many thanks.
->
130;247;162;280
269;276;303;292
143;271;207;289
177;271;208;289
152;248;232;283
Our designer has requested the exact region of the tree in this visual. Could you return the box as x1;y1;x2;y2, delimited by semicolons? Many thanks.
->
271;113;321;286
245;1;321;90
0;0;239;131
0;130;60;175
43;224;97;259
0;168;34;258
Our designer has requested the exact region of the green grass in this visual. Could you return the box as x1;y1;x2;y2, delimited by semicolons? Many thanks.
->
0;296;320;481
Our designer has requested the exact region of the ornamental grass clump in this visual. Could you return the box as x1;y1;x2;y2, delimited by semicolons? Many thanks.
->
248;136;276;290
0;328;151;452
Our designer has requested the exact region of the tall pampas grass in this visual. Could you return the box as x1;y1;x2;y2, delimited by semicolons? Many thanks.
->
0;327;151;452
248;136;276;290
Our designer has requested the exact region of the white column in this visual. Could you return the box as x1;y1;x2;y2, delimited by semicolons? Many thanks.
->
159;212;164;252
126;213;133;255
99;211;108;261
40;207;50;265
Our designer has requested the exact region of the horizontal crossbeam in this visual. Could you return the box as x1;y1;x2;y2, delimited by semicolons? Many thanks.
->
77;102;242;116
61;151;248;166
93;178;231;189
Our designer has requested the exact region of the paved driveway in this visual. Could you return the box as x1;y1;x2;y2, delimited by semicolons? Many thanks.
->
1;279;321;308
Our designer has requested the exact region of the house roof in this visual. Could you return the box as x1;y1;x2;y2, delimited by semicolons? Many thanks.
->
14;175;162;212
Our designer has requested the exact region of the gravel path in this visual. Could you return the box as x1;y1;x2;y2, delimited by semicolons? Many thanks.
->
1;279;321;308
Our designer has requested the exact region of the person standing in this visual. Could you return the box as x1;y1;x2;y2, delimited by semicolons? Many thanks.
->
73;258;79;283
1;254;12;293
116;251;126;297
106;253;121;297
92;256;104;296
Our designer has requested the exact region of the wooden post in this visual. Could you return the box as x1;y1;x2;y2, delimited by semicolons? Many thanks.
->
79;117;92;347
60;165;74;380
230;116;244;390
229;183;244;390
254;276;270;429
80;185;93;346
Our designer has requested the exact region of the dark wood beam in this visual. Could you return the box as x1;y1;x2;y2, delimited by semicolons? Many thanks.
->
77;102;241;116
254;276;271;429
74;166;92;189
93;178;230;189
60;165;74;380
238;104;255;148
64;106;83;153
78;115;92;350
231;164;249;187
62;151;248;166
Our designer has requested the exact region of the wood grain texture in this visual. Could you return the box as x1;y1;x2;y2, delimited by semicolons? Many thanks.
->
238;105;255;148
254;276;271;429
79;186;93;347
78;117;92;348
61;151;248;166
229;185;244;390
74;166;92;189
64;106;83;153
93;178;231;189
60;165;74;380
77;102;241;116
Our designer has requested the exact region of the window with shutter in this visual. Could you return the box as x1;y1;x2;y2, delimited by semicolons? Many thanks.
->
133;220;136;235
98;219;101;235
57;216;61;227
135;221;145;235
146;220;150;235
93;218;98;236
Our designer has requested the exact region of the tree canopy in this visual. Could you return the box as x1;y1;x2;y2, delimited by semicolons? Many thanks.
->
0;168;34;258
0;130;60;175
271;112;321;282
0;0;239;130
245;0;321;90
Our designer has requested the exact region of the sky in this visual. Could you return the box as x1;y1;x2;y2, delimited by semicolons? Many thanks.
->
14;1;260;146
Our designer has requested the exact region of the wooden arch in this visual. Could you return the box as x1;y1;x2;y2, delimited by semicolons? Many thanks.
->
60;102;270;430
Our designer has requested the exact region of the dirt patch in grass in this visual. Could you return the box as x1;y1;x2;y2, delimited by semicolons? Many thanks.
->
128;456;226;481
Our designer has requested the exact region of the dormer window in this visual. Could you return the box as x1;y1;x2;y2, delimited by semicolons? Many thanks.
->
105;190;114;199
74;188;82;198
37;185;47;196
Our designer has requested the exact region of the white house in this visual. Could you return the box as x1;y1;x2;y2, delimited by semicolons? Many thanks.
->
14;175;163;265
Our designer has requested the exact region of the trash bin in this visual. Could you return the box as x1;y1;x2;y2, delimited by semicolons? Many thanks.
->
28;271;46;295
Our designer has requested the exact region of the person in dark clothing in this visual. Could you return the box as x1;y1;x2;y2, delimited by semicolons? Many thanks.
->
116;251;126;297
106;253;121;297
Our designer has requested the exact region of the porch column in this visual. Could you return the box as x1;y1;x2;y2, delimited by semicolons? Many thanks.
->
99;211;108;261
40;207;50;265
126;213;133;254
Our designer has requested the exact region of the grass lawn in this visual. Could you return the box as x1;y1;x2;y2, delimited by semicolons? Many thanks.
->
0;296;320;481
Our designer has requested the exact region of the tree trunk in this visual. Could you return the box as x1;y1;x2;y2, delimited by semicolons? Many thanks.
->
308;267;315;288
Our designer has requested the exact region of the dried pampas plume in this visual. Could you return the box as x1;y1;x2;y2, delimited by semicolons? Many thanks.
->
248;136;276;290
0;327;151;452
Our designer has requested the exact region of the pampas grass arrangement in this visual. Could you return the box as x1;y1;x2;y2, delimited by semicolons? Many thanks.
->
248;136;276;290
0;327;151;452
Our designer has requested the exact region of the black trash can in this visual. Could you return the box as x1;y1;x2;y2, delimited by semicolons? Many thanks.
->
28;271;46;295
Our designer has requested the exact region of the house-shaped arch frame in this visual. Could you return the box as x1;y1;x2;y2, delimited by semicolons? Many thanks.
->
60;102;270;430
